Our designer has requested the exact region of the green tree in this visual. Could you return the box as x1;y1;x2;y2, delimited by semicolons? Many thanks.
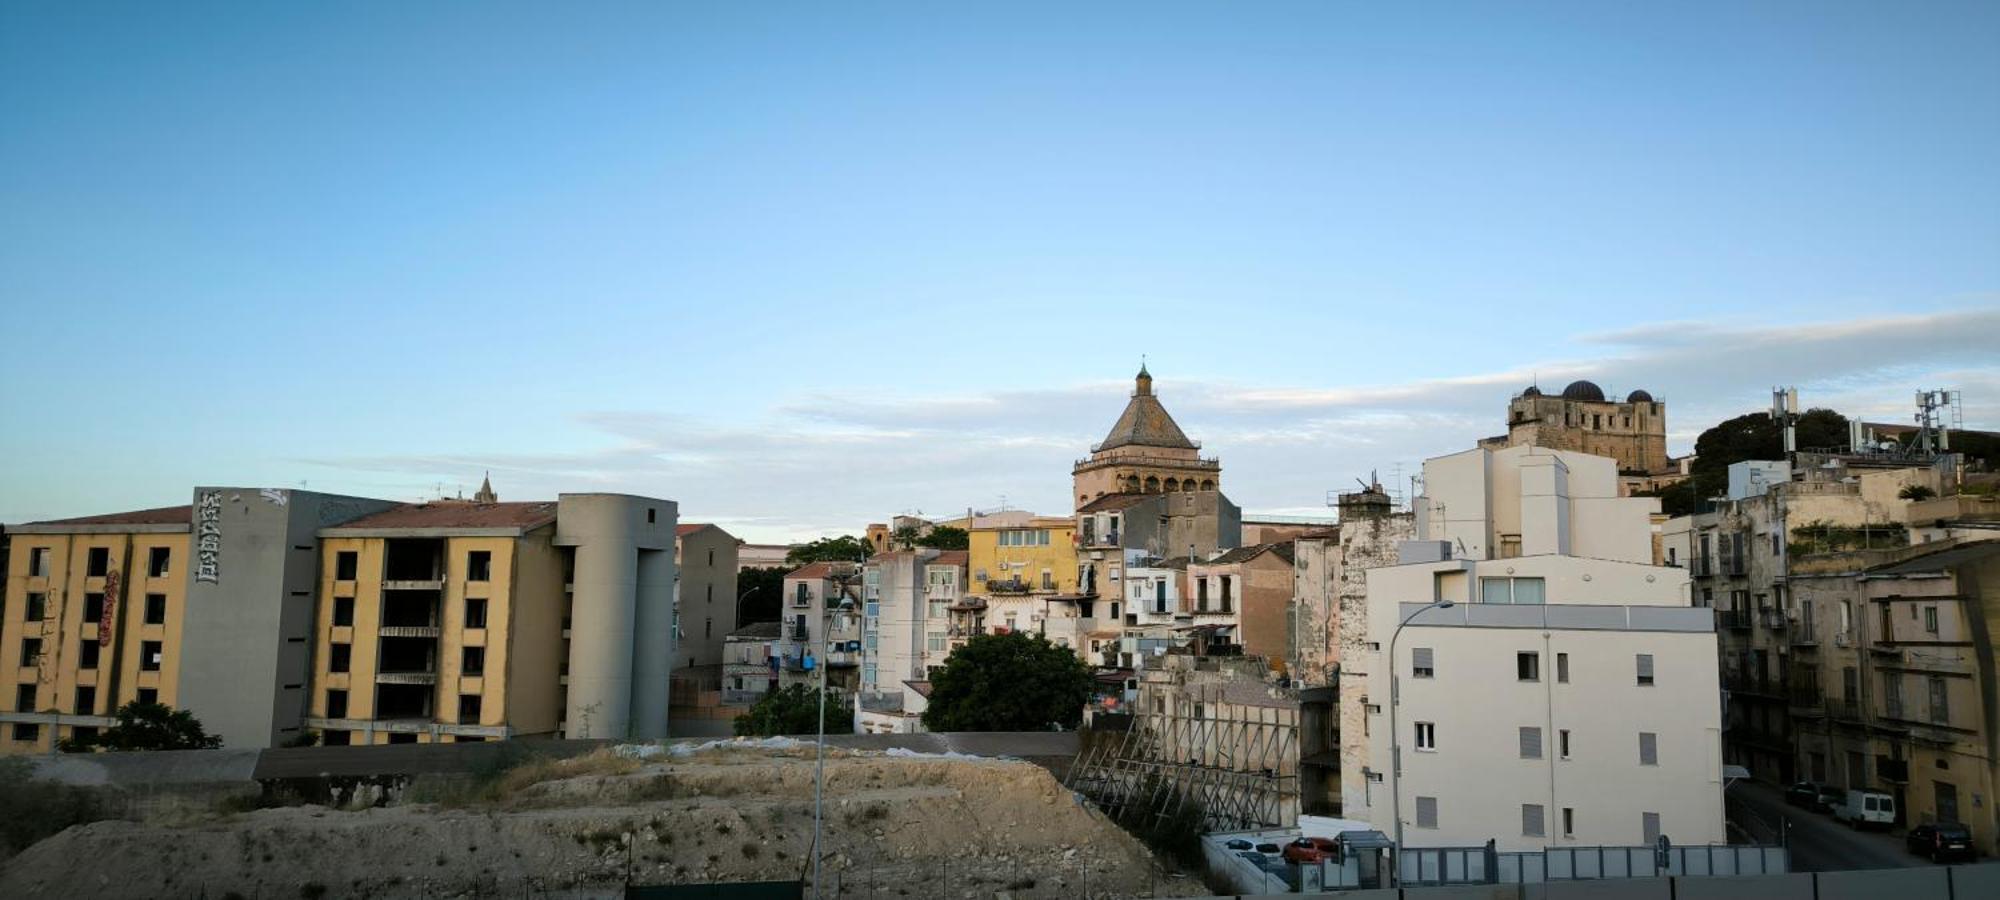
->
922;631;1093;732
0;757;107;854
65;701;222;751
785;535;873;566
732;684;853;736
1641;408;1851;516
736;566;788;624
890;525;924;550
915;525;969;551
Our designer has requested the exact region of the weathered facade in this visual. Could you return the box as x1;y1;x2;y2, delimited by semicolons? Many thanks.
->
1479;381;1677;495
672;523;741;669
1072;366;1222;508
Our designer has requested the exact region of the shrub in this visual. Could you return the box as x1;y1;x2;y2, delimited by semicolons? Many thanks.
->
0;757;112;854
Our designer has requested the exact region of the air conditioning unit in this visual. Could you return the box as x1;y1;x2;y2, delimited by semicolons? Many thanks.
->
1833;633;1851;648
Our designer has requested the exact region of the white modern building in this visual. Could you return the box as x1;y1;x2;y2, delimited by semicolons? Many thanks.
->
1353;445;1724;851
855;549;965;733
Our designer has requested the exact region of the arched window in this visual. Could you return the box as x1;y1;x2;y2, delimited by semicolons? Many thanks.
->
1144;476;1160;493
1164;478;1180;492
1124;474;1142;492
1200;479;1215;491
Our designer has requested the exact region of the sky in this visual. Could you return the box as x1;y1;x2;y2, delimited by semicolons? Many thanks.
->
2;2;1996;542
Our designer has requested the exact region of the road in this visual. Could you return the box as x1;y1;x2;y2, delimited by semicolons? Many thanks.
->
1729;779;1928;872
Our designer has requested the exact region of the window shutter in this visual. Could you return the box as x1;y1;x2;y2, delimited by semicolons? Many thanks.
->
1413;647;1434;674
1522;804;1545;837
1637;654;1655;684
1642;811;1662;843
1415;796;1438;828
1639;732;1658;765
1519;726;1543;759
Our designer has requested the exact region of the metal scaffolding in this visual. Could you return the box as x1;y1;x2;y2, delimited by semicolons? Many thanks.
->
1066;679;1299;832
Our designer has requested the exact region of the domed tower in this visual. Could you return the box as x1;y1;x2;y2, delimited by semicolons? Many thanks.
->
1495;378;1669;477
1071;365;1221;508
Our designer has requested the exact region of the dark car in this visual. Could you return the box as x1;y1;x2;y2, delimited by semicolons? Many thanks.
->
1255;842;1282;855
1224;838;1254;851
1815;784;1844;813
1906;823;1975;863
1785;781;1820;808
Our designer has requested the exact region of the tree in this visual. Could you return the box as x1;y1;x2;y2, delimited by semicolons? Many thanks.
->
733;684;853;736
922;631;1094;732
785;535;873;566
65;701;222;752
736;566;788;625
915;525;968;551
1899;484;1937;501
1639;408;1853;516
890;525;924;550
0;757;107;854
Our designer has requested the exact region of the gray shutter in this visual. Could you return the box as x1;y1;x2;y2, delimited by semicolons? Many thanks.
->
1639;731;1658;765
1413;647;1434;675
1415;796;1438;828
1519;726;1542;759
1637;653;1655;684
1522;804;1545;837
1642;811;1662;843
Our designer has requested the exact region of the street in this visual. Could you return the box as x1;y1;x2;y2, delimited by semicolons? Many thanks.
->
1729;780;1930;872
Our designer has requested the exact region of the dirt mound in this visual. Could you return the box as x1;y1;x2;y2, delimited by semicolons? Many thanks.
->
0;743;1204;899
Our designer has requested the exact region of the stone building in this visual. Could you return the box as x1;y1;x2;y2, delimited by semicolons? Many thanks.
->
1187;543;1295;665
1479;380;1676;494
1072;365;1222;508
1289;483;1416;690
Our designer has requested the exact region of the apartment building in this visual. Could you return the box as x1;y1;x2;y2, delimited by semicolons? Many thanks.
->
855;549;966;733
673;523;741;669
304;494;678;745
1076;490;1241;596
1352;445;1723;851
776;562;861;696
1186;543;1295;664
722;621;782;706
964;516;1077;643
2;489;407;754
1788;541;2000;854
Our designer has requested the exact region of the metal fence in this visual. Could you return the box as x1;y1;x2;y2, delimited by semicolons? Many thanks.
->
1385;842;1787;887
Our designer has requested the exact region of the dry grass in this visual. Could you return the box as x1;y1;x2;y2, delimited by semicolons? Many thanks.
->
490;749;641;797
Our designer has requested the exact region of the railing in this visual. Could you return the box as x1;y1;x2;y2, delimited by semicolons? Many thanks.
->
1789;687;1823;710
791;624;809;641
1759;609;1788;631
1836;697;1861;720
1791;630;1819;647
986;579;1030;594
1717;609;1752;630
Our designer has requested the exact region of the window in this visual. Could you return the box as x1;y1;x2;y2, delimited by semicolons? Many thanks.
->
464;597;487;629
1557;652;1570;683
1414;721;1436;751
1220;575;1234;611
1481;576;1545;605
21;637;43;666
1196;578;1210;610
334;551;359;581
1519;726;1543;759
141;641;163;672
82;593;104;623
329;643;351;673
1928;676;1948;725
462;646;486;676
1639;731;1659;766
136;688;158;706
646;507;656;524
86;547;110;577
1924;606;1938;634
12;723;37;742
74;685;96;714
25;592;47;621
326;689;348;718
148;547;171;577
459;694;482;722
1415;796;1438;829
466;551;491;582
1562;807;1575;837
15;684;36;712
77;639;100;670
1522;804;1545;837
1041;570;1055;591
1642;812;1662;844
1559;729;1571;759
1636;654;1655;686
1412;647;1434;678
28;547;50;577
145;594;168;625
1518;652;1540;682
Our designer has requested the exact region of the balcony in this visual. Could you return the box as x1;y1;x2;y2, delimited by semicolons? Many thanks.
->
1789;687;1823;712
1717;609;1753;631
1791;630;1819;648
378;626;441;639
986;579;1031;594
791;624;809;641
376;671;438;685
1758;609;1788;631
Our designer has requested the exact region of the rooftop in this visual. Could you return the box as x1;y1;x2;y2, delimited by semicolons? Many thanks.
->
22;504;193;528
727;621;784;640
1093;368;1198;453
322;501;559;535
1078;493;1154;513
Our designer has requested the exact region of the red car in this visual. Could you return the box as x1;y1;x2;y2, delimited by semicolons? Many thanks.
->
1282;836;1340;864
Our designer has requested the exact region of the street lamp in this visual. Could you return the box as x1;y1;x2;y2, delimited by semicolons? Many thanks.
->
811;557;864;900
1388;598;1455;885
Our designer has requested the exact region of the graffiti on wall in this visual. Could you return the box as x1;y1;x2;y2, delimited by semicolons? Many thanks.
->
196;490;223;583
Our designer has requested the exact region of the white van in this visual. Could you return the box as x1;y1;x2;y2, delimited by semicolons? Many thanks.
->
1833;789;1896;829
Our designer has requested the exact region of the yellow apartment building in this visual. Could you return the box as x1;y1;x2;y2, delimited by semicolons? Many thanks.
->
306;502;571;745
965;516;1079;637
2;506;192;753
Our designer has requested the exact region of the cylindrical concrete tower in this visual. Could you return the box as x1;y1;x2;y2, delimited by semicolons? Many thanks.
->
554;494;677;740
632;544;676;738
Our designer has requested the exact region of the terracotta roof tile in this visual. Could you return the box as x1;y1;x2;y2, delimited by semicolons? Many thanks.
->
331;501;558;531
1078;493;1153;513
927;550;969;567
25;505;193;527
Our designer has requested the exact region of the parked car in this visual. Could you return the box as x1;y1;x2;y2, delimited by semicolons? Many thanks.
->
1283;837;1341;864
1224;838;1254;851
1255;842;1282;855
1785;781;1821;808
1833;789;1896;829
1815;784;1844;813
1906;823;1975;863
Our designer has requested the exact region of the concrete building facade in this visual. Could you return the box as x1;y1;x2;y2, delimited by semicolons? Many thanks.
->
673;523;741;669
776;562;862;697
1351;446;1723;851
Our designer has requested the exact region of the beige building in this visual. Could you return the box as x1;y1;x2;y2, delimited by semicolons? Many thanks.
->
1187;543;1295;667
1072;366;1221;508
674;523;741;669
1479;380;1677;494
776;562;862;697
2;507;193;753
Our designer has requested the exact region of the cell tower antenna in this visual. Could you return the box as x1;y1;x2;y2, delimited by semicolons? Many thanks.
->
1770;387;1800;453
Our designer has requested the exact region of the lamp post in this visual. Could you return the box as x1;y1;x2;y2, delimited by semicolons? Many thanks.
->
812;555;866;900
1388;598;1454;885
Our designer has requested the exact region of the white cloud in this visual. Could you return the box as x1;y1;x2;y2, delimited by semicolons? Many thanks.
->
298;306;2000;543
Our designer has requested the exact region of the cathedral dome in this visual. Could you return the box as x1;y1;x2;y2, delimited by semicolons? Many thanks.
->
1626;389;1654;403
1560;380;1606;402
1522;385;1542;397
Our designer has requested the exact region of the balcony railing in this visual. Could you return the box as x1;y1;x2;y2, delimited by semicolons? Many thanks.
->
1759;609;1788;631
1789;686;1823;710
379;626;441;638
790;624;809;641
986;579;1031;594
1717;609;1753;630
376;671;437;685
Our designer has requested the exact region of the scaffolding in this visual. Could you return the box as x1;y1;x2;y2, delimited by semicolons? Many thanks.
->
1066;677;1299;833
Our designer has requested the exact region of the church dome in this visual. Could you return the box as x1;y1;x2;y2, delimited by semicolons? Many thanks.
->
1561;380;1606;402
1522;385;1542;397
1626;389;1654;403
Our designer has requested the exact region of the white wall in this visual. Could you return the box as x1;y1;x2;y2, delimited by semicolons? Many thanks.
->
1416;446;1655;566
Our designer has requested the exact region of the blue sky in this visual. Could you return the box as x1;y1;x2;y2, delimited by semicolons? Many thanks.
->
3;2;1996;541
